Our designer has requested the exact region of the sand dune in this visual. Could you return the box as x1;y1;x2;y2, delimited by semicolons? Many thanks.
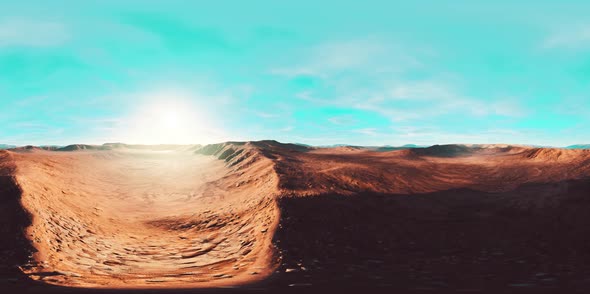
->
3;145;279;288
2;141;590;291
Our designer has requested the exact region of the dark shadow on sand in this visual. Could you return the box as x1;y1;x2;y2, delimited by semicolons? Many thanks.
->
0;167;36;287
273;178;590;292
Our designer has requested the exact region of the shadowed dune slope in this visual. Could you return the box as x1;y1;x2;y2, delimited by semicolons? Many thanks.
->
273;179;590;290
0;151;35;284
2;142;590;291
261;144;590;290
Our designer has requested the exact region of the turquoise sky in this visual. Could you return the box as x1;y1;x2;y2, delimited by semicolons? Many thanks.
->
1;1;589;146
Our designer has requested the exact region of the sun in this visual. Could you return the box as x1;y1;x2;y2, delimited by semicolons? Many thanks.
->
120;94;209;145
158;107;182;130
146;102;194;144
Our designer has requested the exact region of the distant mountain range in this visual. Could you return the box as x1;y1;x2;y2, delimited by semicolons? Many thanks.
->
2;142;589;151
566;144;590;149
315;143;426;150
0;143;201;152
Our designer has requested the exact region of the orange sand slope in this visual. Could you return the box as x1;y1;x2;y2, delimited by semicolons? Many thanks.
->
2;144;279;288
2;141;590;290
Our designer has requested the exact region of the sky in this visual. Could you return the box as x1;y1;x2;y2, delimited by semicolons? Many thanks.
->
1;0;589;146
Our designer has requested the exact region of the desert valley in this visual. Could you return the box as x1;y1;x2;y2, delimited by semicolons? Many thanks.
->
1;141;590;292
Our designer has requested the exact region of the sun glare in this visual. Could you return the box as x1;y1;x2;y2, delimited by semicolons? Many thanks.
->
119;93;211;145
157;107;183;130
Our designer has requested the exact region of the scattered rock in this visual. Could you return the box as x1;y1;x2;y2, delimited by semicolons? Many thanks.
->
509;283;535;287
288;283;313;287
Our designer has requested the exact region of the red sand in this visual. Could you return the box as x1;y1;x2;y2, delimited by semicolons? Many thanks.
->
2;141;590;291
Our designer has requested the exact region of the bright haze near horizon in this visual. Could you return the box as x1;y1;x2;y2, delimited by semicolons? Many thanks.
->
0;1;589;147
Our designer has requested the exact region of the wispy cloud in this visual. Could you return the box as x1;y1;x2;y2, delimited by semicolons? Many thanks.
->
349;125;529;146
553;96;590;116
251;111;280;119
9;121;60;131
328;115;358;126
0;18;69;47
273;37;524;124
352;128;378;136
280;126;295;132
390;128;527;145
375;80;524;118
270;38;423;78
295;91;320;102
299;79;525;122
2;121;65;145
388;81;456;101
542;24;590;49
68;117;124;133
13;96;50;107
118;12;234;52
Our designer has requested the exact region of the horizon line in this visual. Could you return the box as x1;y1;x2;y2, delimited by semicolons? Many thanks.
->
1;140;589;149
